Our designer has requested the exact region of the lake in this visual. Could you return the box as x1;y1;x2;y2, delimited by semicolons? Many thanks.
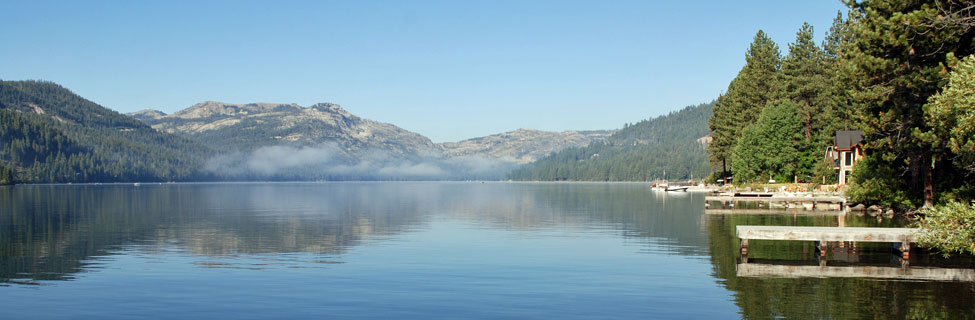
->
1;182;973;319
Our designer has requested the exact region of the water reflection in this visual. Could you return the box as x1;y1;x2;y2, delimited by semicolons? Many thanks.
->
3;183;973;318
737;261;975;281
706;214;975;318
0;182;708;285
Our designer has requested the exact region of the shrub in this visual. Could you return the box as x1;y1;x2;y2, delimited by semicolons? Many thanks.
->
914;201;975;257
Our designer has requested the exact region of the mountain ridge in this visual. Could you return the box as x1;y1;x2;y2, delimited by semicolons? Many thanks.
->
132;101;439;160
0;80;210;183
440;128;614;163
129;103;614;164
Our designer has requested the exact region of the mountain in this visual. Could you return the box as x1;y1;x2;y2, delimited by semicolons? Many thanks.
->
130;102;612;180
132;103;610;162
439;128;614;164
0;79;690;183
127;109;167;122
0;80;210;183
133;101;439;157
507;102;715;181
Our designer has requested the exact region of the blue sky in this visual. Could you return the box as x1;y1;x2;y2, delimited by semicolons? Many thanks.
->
1;1;847;142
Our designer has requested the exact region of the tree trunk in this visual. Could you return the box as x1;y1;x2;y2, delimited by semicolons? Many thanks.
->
722;158;727;184
804;114;812;143
923;153;934;207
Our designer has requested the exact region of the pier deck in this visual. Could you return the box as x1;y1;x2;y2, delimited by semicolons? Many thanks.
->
706;208;847;215
736;226;921;258
705;194;847;212
736;226;919;243
707;195;846;203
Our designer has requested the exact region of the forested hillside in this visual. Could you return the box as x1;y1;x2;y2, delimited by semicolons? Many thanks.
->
507;102;713;181
0;81;210;183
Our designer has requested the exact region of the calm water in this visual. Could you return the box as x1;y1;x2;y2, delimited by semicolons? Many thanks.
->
1;182;973;319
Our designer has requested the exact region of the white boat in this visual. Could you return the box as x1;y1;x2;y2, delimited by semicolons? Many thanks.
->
651;183;689;192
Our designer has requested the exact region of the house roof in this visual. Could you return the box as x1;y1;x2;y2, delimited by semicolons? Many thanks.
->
835;130;864;149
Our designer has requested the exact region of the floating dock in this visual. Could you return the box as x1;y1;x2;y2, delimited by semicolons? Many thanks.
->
736;226;920;258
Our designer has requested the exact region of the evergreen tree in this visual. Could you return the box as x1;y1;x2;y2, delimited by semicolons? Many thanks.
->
708;30;782;180
842;0;975;205
779;22;837;180
0;164;13;185
731;99;803;183
737;30;783;124
780;22;830;144
708;84;739;180
822;11;857;133
922;54;975;180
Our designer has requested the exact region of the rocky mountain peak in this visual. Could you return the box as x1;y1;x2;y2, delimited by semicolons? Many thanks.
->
309;103;349;115
173;101;302;119
127;109;168;122
440;128;614;163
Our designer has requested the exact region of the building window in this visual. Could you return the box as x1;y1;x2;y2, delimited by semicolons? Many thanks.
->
845;151;853;166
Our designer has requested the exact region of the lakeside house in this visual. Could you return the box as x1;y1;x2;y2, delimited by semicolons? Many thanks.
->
825;130;865;185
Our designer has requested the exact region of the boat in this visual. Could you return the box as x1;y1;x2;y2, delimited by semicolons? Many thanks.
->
651;183;689;192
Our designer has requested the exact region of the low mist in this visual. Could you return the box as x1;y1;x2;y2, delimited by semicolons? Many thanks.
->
204;143;520;181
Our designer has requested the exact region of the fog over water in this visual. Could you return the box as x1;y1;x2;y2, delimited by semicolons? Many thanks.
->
204;143;520;180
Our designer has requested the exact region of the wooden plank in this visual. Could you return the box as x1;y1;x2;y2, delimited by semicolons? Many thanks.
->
736;263;975;282
736;226;919;243
706;209;845;215
706;196;846;203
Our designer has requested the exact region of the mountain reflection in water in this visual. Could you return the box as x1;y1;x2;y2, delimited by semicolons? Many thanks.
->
0;182;973;319
0;183;706;283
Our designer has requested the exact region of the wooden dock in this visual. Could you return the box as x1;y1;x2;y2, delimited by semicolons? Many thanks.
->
708;195;845;202
706;194;846;211
736;226;921;258
706;208;846;215
736;263;975;282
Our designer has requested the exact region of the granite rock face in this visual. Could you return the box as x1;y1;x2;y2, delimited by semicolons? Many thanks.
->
130;103;611;164
130;102;439;158
439;128;613;164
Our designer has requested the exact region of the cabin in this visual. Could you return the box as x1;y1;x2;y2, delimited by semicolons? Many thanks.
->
825;131;864;185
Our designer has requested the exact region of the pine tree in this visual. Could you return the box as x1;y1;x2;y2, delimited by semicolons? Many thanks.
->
842;0;975;205
780;22;829;144
779;22;837;180
0;164;14;185
731;99;803;183
922;54;975;178
708;83;740;181
708;30;781;181
822;11;856;133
